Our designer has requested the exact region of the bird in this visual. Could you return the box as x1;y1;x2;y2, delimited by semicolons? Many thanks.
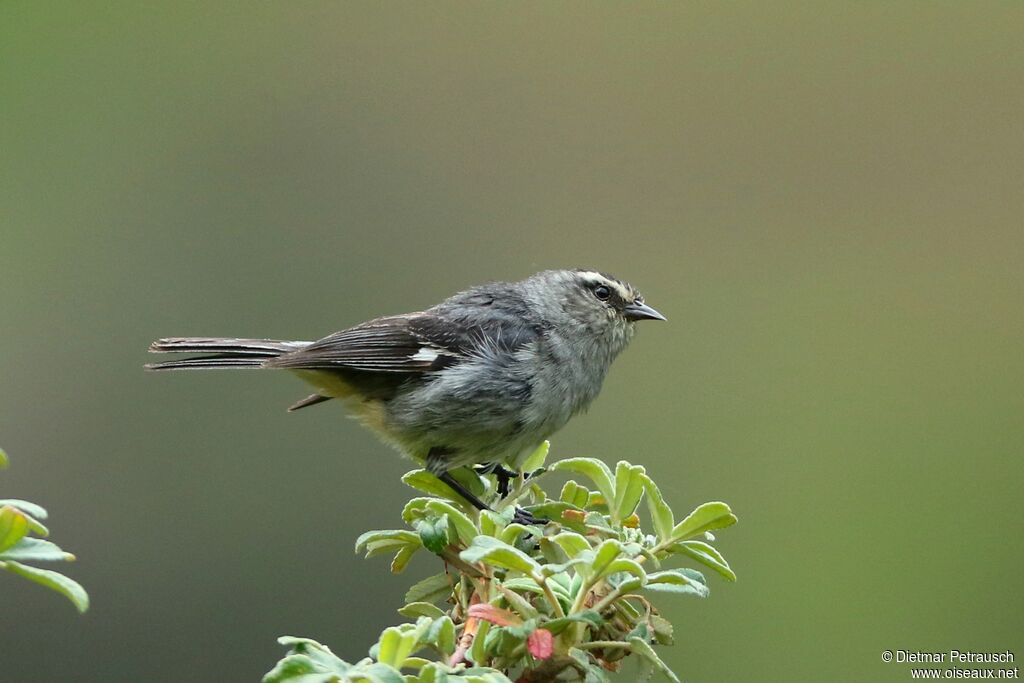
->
146;269;665;520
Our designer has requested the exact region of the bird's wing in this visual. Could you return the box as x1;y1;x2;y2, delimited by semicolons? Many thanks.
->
265;314;467;373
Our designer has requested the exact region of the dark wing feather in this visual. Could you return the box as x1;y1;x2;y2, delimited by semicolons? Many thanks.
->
265;314;463;373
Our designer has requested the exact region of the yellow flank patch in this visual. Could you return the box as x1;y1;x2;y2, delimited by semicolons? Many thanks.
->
292;369;358;399
290;369;392;439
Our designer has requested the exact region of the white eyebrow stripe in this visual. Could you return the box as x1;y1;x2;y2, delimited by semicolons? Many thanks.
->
577;271;632;300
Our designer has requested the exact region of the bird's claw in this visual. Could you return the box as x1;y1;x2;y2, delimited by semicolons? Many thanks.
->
512;507;545;526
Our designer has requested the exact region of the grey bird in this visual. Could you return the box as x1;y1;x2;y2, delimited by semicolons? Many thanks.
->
146;269;665;518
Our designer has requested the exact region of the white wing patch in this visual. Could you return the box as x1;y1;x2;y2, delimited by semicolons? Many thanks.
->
412;347;440;362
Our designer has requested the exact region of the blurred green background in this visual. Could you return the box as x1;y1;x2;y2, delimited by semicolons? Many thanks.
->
1;3;1021;681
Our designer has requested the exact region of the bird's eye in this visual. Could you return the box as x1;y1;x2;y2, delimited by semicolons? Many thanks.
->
593;284;611;301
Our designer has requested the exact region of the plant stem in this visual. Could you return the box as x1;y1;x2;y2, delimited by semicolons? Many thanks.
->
577;640;632;650
534;575;566;619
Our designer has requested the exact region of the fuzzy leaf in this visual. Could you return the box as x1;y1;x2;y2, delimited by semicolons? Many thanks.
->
670;540;737;581
479;510;508;537
398;602;446;620
540;610;604;635
0;498;49;521
671;501;737;542
651;614;674;645
415;516;451;554
424;500;479;547
402;470;478;511
390;544;419;574
352;663;406;683
549;458;616;507
0;537;73;563
425;615;456;656
645;568;710;598
498;523;541;546
612;461;646;523
0;447;6;469
559;481;590;508
355;529;421;555
460;537;542;577
629;637;681;683
0;506;29;553
590;539;625;578
640;475;674;542
496;584;540;620
2;560;89;612
405;573;453;605
547;532;589;559
469;619;492;666
521;441;551;472
376;621;429;669
261;653;341;683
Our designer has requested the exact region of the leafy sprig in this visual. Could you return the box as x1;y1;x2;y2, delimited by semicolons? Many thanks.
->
0;447;89;613
266;443;736;682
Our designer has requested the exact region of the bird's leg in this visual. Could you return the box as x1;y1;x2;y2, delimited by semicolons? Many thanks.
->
430;448;543;525
428;447;491;513
436;470;490;512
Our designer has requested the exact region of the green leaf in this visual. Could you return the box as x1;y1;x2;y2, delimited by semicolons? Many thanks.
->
0;537;73;563
496;583;540;620
521;440;551;472
376;622;426;669
590;539;625;578
415;516;451;554
277;636;350;666
2;560;89;612
390;544;419;574
459;537;542;577
569;648;611;683
479;510;507;537
651;614;674;645
425;615;456;656
629;637;681;683
261;653;341;683
402;470;478;511
670;501;737;542
0;505;30;553
644;569;710;598
498;523;541;546
398;602;446;619
469;619;492;666
0;498;49;520
424;500;479;547
354;663;407;683
0;447;7;469
559;481;591;508
612;461;646;523
355;529;421;555
549;532;591;559
549;458;616;507
670;540;737;581
405;573;453;605
640;475;674;543
540;610;604;635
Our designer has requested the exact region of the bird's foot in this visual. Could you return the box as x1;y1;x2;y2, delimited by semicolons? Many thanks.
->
512;507;546;526
476;463;519;498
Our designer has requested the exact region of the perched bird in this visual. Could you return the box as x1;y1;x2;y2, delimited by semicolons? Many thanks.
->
146;269;664;519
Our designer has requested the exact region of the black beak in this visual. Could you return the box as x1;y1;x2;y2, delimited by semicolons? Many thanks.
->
624;301;667;322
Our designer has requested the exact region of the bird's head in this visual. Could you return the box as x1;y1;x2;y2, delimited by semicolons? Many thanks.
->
527;269;665;349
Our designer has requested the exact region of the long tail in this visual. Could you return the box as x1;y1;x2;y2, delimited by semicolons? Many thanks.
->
145;337;312;371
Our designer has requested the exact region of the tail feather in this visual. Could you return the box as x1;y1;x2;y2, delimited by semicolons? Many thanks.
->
145;337;312;371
